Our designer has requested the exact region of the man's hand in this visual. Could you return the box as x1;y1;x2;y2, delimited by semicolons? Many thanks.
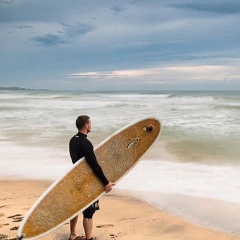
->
105;182;115;193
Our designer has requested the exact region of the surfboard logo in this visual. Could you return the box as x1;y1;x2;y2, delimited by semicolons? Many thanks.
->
127;138;139;148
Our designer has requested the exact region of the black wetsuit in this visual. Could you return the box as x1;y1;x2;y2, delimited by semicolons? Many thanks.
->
69;132;109;218
69;132;109;185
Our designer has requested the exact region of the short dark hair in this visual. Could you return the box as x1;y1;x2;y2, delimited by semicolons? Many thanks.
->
76;115;90;130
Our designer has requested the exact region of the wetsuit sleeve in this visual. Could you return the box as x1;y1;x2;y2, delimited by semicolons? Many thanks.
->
83;141;109;186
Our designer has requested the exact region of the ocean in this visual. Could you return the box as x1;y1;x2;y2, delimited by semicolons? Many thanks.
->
0;89;239;235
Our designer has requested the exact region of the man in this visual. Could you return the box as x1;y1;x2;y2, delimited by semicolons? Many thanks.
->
69;115;115;240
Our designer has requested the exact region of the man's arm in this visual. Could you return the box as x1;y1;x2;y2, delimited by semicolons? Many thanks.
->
84;148;109;186
84;147;115;192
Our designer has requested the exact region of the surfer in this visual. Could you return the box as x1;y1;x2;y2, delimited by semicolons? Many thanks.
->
69;115;115;240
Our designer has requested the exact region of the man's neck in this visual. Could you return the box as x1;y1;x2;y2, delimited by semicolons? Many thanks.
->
79;130;88;135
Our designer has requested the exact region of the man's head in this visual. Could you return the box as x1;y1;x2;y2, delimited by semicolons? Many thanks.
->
76;115;91;133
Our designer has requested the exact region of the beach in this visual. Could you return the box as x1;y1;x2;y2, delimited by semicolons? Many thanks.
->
0;90;240;239
1;179;240;240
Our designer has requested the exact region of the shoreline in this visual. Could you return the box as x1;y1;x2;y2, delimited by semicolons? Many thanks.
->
0;179;240;240
118;189;240;236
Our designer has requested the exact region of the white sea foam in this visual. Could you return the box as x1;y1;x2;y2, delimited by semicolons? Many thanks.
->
0;142;71;180
116;160;240;205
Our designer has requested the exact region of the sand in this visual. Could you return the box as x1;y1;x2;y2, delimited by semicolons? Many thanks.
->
0;179;240;240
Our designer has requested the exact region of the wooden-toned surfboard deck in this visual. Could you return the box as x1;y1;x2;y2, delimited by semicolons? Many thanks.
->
18;117;161;239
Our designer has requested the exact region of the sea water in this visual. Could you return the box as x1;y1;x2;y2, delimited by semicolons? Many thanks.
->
0;90;240;235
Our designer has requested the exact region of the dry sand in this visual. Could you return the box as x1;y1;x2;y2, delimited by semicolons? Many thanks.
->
0;179;240;240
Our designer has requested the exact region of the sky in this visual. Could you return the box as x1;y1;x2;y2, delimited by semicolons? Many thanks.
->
1;0;240;91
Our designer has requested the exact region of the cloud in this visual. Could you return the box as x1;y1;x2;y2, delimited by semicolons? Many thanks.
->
0;0;14;4
31;22;95;46
15;25;34;29
60;23;95;38
110;5;127;14
65;64;240;90
171;2;240;14
68;69;147;79
1;0;240;90
32;33;67;46
68;64;240;83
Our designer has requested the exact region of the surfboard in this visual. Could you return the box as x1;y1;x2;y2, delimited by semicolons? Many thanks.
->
18;117;162;239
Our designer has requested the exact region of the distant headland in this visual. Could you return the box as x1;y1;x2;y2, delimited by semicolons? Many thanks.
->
0;87;29;90
0;87;47;91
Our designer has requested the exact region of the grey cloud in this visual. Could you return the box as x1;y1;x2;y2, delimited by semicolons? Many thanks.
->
60;23;95;38
0;1;84;23
1;0;240;90
31;23;94;46
15;25;34;29
110;5;127;14
171;2;240;14
0;0;14;3
0;0;113;23
31;33;67;46
0;1;50;23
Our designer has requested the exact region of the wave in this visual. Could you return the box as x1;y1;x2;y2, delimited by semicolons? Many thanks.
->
161;127;240;164
213;104;240;110
1;89;239;165
167;94;184;98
